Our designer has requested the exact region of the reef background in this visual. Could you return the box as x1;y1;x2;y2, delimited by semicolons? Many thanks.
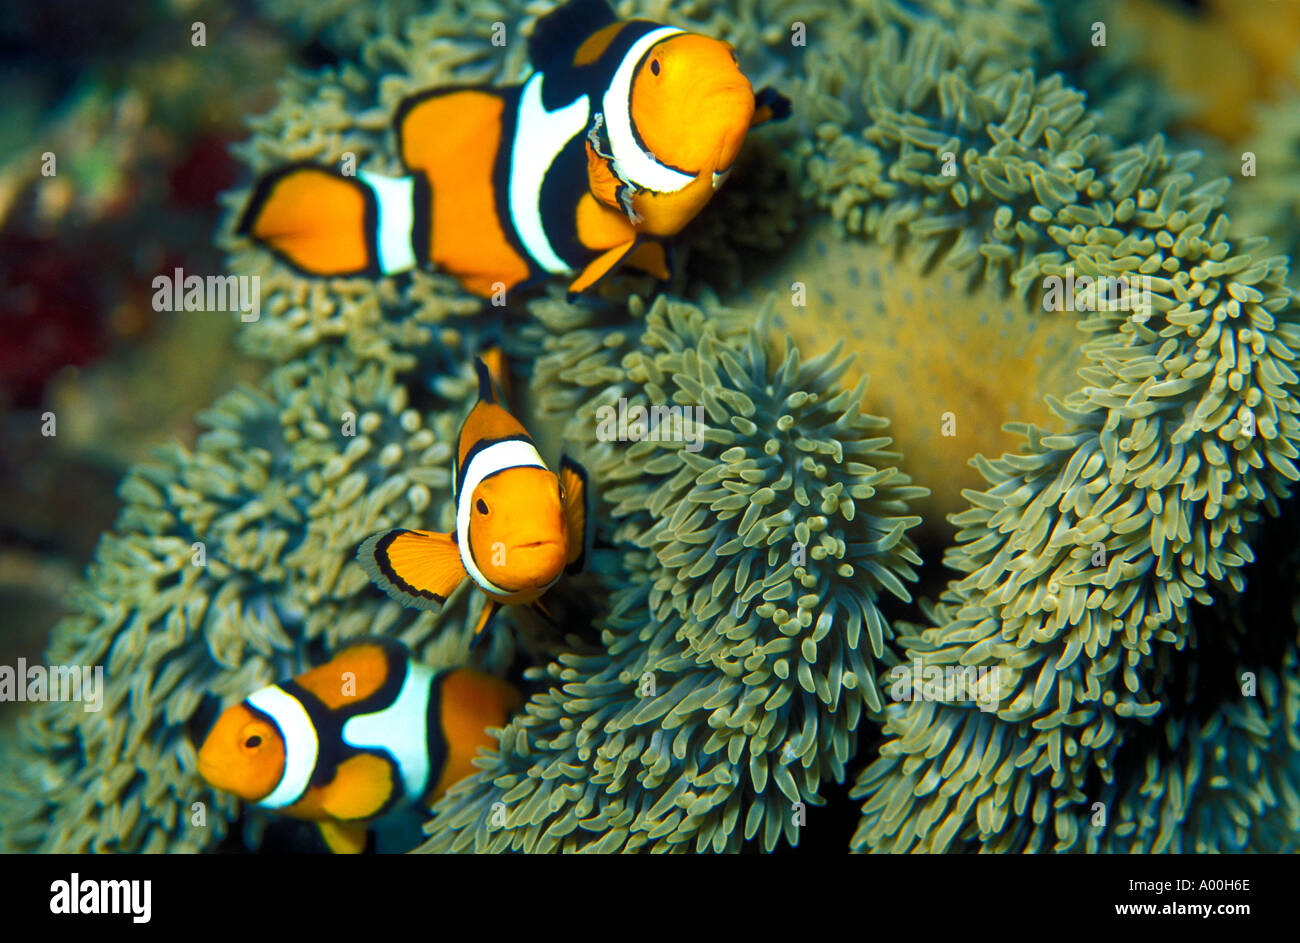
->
2;0;1299;853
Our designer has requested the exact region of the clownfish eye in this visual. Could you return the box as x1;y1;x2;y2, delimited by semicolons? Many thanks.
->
476;499;490;514
244;735;262;749
650;59;660;76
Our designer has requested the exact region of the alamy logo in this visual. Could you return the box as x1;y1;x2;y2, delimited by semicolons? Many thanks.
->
888;658;1001;712
151;267;261;321
595;398;707;452
50;874;151;923
0;659;103;712
1041;267;1152;322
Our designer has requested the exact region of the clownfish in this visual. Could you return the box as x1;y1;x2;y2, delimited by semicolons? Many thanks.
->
235;0;790;300
196;638;522;854
357;354;588;638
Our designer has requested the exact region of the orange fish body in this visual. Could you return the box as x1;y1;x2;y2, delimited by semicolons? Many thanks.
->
358;355;588;639
196;638;521;853
236;0;790;299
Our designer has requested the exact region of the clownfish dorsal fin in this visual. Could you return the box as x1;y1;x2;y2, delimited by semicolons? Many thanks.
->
295;641;395;709
473;357;495;404
477;346;510;401
559;455;590;572
528;0;618;71
357;529;467;610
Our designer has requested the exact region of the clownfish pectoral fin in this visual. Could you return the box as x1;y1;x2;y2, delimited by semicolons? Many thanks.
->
318;820;371;855
528;0;618;71
237;163;391;278
469;599;503;648
624;240;671;284
529;599;560;631
559;455;589;573
320;754;398;822
584;137;624;213
357;529;467;611
566;240;638;300
751;87;793;128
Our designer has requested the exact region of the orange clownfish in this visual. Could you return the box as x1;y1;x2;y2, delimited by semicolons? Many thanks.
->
196;638;522;853
236;0;791;300
357;355;588;638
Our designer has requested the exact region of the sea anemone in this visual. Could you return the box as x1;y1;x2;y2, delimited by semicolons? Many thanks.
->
757;0;1300;853
0;341;515;852
420;296;924;852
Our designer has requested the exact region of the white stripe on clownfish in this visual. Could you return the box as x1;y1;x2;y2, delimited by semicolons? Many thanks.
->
341;660;436;802
510;73;590;275
358;171;418;275
455;438;550;596
246;685;319;809
601;26;694;195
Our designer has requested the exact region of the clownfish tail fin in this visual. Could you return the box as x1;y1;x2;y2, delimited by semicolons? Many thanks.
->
751;86;792;127
238;163;421;279
528;0;617;70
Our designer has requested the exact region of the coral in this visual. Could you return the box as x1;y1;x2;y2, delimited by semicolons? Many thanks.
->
420;297;924;852
5;0;1300;856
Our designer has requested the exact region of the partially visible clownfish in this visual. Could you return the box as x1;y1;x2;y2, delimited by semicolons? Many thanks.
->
197;638;521;854
357;352;588;639
236;0;790;300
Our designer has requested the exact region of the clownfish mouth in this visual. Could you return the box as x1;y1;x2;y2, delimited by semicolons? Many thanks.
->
497;539;567;588
508;538;566;558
